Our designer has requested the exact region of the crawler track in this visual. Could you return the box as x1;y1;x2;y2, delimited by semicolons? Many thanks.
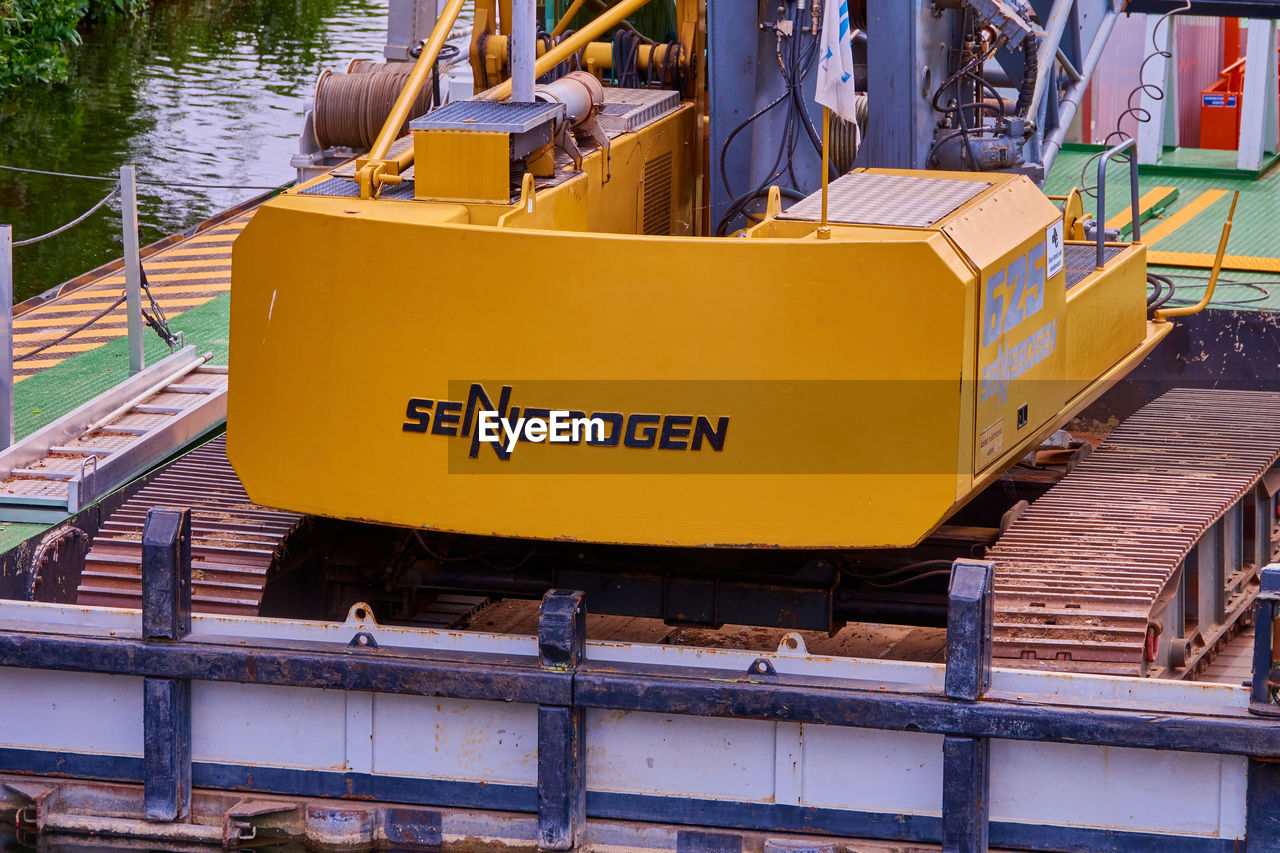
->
75;435;304;616
990;389;1280;678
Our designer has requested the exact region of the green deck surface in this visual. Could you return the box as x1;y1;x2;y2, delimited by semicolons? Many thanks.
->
0;292;231;553
1140;146;1280;179
1045;148;1280;312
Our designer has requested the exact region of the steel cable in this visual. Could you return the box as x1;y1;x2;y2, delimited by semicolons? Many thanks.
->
314;68;435;149
12;185;120;247
0;163;284;191
15;255;188;363
14;293;127;362
1078;0;1190;198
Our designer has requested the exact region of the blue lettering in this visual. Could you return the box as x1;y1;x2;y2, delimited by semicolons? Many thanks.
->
1002;254;1027;334
983;269;1006;346
1024;242;1046;319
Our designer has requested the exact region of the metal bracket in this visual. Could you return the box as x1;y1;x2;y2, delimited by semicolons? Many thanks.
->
747;657;777;677
348;632;380;650
578;115;611;184
966;0;1034;42
944;559;994;852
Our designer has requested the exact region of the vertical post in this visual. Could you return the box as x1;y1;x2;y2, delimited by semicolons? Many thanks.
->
1254;481;1274;568
1137;12;1175;165
863;0;954;170
1255;483;1275;569
1238;19;1278;172
942;736;990;853
1251;565;1280;712
142;507;193;822
818;108;831;240
1246;757;1280;847
386;0;441;61
1249;569;1280;851
1225;18;1240;65
943;560;993;853
1224;500;1244;589
1198;519;1226;627
707;0;761;227
945;560;993;701
0;225;13;450
511;0;536;102
537;589;586;851
120;165;145;375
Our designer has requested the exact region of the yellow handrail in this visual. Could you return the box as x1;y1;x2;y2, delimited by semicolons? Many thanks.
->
550;0;587;37
356;0;468;198
482;0;654;101
1154;191;1239;321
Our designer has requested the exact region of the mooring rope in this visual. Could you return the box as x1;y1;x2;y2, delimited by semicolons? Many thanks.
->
12;184;120;247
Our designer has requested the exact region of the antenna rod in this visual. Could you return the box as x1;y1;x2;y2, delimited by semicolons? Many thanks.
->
511;0;536;102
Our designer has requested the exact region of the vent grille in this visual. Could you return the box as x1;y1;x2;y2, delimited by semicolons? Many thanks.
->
779;172;990;227
597;88;681;136
1063;243;1125;290
642;152;673;235
408;99;563;133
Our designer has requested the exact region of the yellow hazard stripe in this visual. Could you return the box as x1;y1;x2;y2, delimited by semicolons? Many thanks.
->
15;296;225;329
143;245;234;257
1149;251;1280;273
18;287;230;317
1106;186;1177;230
14;341;114;358
10;211;251;379
94;270;231;285
1142;189;1228;247
140;258;232;270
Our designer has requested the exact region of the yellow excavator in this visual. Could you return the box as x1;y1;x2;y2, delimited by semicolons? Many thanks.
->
227;0;1262;678
229;0;1169;550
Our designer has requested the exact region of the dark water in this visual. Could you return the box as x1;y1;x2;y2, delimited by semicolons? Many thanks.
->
0;0;388;303
0;826;303;853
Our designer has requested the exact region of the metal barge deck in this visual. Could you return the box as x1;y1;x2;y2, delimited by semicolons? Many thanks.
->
2;556;1280;853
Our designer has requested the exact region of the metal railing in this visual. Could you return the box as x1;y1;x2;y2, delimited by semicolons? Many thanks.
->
1094;138;1141;269
0;165;150;451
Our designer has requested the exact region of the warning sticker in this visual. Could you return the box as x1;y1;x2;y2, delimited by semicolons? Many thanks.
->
1045;220;1064;280
979;419;1005;465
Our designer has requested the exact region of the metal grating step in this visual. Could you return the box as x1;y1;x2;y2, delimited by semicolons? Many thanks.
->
409;99;563;133
1063;243;1126;290
597;88;681;136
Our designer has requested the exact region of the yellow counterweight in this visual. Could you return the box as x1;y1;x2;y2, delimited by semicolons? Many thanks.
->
229;105;1165;548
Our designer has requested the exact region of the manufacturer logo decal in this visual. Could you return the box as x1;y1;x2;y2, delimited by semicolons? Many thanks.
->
401;383;729;461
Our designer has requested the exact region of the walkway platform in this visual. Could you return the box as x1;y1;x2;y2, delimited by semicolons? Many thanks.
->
0;194;267;554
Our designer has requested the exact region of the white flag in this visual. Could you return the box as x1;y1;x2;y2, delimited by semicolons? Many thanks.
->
815;0;860;129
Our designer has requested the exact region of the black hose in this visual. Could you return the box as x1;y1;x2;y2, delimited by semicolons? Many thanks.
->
716;0;828;235
1147;272;1180;314
1015;33;1037;117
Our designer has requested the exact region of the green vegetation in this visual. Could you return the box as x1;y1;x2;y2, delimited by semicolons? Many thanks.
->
549;0;679;42
0;0;147;87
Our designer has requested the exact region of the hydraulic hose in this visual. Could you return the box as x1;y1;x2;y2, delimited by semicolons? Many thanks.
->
1015;33;1036;117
